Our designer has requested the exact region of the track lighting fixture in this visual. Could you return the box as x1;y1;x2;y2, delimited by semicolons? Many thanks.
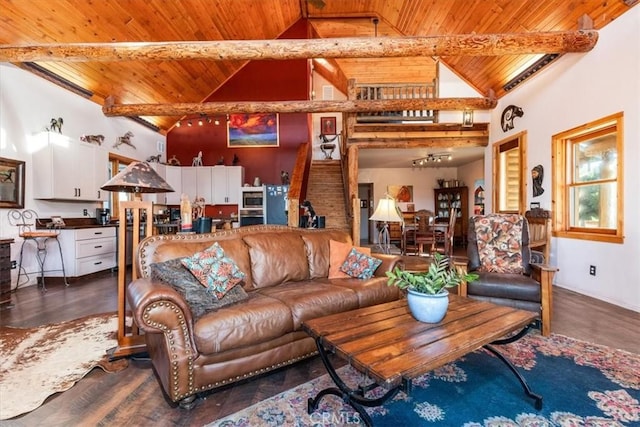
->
412;153;452;167
174;115;222;129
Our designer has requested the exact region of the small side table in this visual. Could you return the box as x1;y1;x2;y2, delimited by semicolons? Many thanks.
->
320;143;336;159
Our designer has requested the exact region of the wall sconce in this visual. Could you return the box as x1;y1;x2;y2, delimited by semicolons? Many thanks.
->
412;153;452;167
175;121;181;127
462;110;474;128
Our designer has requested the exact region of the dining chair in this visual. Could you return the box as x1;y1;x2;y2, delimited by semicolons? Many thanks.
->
413;209;436;256
433;208;457;257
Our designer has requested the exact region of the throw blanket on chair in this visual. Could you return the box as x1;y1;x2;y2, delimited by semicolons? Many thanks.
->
473;214;524;274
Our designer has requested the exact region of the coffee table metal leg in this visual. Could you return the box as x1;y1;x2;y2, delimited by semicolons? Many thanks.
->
485;322;543;410
308;337;403;427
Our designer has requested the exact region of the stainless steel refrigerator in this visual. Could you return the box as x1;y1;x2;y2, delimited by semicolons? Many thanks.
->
265;184;289;225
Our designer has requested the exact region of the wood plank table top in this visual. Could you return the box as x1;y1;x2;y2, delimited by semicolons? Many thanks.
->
303;294;537;390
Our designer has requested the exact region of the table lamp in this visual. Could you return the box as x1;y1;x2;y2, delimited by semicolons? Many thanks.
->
101;161;174;358
369;196;403;254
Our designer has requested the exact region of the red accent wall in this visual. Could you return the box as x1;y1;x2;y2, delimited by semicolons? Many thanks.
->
167;20;311;211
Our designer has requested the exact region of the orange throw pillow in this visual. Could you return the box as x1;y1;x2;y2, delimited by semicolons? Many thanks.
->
329;240;372;279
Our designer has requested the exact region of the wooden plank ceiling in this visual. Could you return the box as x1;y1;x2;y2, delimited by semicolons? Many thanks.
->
0;0;635;132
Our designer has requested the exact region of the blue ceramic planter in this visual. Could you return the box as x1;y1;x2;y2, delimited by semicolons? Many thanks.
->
406;288;450;323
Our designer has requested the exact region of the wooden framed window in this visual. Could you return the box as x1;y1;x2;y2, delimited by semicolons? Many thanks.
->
552;112;624;243
493;131;527;214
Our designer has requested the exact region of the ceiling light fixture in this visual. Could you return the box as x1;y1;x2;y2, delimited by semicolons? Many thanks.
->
412;153;452;167
187;120;192;127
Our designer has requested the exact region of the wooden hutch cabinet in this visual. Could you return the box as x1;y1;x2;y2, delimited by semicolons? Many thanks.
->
434;186;468;246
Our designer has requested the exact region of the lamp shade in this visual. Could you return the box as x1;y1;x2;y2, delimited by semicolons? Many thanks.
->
101;161;174;194
369;198;403;223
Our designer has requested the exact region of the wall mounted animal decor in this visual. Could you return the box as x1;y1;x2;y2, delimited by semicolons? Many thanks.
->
146;154;161;163
80;134;105;145
501;105;524;132
47;117;64;133
114;131;135;149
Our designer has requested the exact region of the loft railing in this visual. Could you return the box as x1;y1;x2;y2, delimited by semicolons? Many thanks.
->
354;81;438;123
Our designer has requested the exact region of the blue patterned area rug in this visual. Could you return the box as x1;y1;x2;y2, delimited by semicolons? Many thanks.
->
207;333;639;426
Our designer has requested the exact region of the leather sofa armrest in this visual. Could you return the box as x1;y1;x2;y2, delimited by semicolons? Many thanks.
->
126;278;197;351
372;254;403;277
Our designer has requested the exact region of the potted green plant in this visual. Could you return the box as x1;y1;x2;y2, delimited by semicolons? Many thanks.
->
386;252;479;323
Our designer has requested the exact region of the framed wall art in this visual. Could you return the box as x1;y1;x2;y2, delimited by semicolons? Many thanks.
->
320;116;337;135
228;113;279;147
387;184;413;203
0;157;25;208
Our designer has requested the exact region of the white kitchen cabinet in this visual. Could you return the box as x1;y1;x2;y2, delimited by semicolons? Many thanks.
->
164;165;182;205
144;163;172;205
182;167;212;204
212;166;244;205
32;132;105;201
94;147;109;202
56;227;117;277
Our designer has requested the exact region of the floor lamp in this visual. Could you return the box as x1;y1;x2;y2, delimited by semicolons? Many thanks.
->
369;196;403;254
101;161;174;358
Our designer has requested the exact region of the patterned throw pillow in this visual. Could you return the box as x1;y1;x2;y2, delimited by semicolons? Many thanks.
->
328;239;372;279
181;242;246;299
339;247;382;279
149;258;248;318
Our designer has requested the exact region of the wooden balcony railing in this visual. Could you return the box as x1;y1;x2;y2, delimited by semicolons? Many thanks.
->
354;81;438;123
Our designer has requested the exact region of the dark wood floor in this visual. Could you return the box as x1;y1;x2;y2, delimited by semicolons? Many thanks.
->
1;260;639;426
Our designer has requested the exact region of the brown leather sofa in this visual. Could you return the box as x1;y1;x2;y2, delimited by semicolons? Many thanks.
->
127;225;401;408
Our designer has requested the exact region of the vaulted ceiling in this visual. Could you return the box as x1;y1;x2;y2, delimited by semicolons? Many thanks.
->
0;0;636;134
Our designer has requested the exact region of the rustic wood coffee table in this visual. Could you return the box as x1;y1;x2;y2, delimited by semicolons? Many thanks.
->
303;295;541;426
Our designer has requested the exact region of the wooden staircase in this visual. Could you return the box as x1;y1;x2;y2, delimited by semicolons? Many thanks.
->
305;160;349;231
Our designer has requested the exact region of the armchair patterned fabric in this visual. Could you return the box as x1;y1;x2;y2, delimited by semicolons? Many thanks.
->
473;213;525;274
460;213;556;336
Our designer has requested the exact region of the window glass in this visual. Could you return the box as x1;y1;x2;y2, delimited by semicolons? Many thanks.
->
552;112;623;243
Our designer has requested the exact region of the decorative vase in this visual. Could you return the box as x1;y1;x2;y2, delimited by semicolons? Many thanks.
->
406;288;450;323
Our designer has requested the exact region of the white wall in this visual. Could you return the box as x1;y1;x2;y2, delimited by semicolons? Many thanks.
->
0;63;165;286
490;8;640;311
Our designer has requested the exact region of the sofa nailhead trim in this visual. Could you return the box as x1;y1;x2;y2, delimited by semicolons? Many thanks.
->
142;301;194;401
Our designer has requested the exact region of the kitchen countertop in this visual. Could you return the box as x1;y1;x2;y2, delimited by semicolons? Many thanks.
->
36;217;118;230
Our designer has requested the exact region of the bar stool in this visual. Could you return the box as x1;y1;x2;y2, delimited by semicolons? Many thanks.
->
7;209;68;291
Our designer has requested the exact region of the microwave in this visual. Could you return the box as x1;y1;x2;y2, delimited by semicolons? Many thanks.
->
242;191;264;209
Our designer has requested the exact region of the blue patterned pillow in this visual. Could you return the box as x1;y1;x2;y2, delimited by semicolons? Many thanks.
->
339;248;382;279
181;242;246;299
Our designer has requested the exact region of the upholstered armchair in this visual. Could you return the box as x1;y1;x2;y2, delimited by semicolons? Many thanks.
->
458;213;557;336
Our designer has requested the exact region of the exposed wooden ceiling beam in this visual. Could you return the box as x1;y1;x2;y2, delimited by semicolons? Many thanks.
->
102;97;496;117
0;31;597;63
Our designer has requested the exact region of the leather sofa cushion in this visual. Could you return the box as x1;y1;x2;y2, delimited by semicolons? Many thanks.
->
301;230;352;279
194;293;293;354
258;281;360;330
243;233;310;289
216;238;253;290
329;276;399;307
467;273;541;303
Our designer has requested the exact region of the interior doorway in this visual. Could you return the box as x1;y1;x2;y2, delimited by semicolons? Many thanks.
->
358;183;373;244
